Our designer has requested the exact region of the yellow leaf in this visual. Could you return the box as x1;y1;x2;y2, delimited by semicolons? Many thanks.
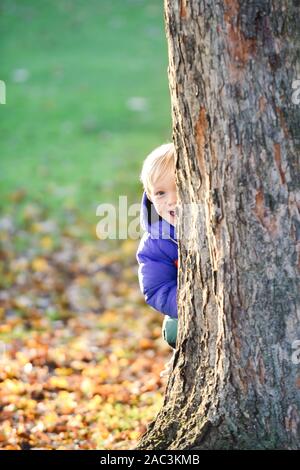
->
43;412;58;428
129;430;140;440
56;391;77;413
54;368;73;376
80;378;94;397
40;236;53;250
49;376;69;389
1;379;26;395
31;257;49;272
86;395;103;411
0;324;11;333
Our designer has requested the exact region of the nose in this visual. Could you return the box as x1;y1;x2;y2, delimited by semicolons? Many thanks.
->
168;193;177;207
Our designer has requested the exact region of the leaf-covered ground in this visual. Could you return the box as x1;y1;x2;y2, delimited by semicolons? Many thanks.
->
0;208;170;450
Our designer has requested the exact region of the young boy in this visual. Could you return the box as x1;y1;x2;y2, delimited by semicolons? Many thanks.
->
136;142;178;377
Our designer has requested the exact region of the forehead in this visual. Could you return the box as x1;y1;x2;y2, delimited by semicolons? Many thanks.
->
152;171;176;189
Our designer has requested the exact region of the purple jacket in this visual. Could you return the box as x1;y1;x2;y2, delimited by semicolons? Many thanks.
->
136;191;178;319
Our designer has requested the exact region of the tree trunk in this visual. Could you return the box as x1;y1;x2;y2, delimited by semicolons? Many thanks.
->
137;0;300;450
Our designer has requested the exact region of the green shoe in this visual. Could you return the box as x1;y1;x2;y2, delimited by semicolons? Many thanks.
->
162;316;178;348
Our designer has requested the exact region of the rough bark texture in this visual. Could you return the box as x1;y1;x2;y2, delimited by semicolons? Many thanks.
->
137;0;300;450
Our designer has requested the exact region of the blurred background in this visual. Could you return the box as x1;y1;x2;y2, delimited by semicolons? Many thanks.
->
0;0;172;450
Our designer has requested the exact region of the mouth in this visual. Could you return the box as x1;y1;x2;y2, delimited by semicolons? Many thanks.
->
169;210;175;217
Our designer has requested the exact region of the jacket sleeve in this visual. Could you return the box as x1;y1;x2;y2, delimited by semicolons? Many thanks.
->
136;236;178;319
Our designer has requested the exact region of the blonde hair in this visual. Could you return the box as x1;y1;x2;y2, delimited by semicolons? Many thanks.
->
140;143;175;198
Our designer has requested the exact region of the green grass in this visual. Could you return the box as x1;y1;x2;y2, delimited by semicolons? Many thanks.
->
0;0;171;230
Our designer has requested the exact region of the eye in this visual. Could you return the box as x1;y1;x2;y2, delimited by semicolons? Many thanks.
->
155;191;165;196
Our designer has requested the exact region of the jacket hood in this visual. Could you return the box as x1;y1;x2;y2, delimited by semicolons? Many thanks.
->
140;191;177;242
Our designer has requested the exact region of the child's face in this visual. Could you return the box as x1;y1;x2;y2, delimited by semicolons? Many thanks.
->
149;171;177;226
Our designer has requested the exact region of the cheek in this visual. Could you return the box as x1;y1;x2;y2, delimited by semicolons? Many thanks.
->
154;202;164;214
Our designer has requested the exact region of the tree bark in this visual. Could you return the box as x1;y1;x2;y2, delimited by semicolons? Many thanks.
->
137;0;300;449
